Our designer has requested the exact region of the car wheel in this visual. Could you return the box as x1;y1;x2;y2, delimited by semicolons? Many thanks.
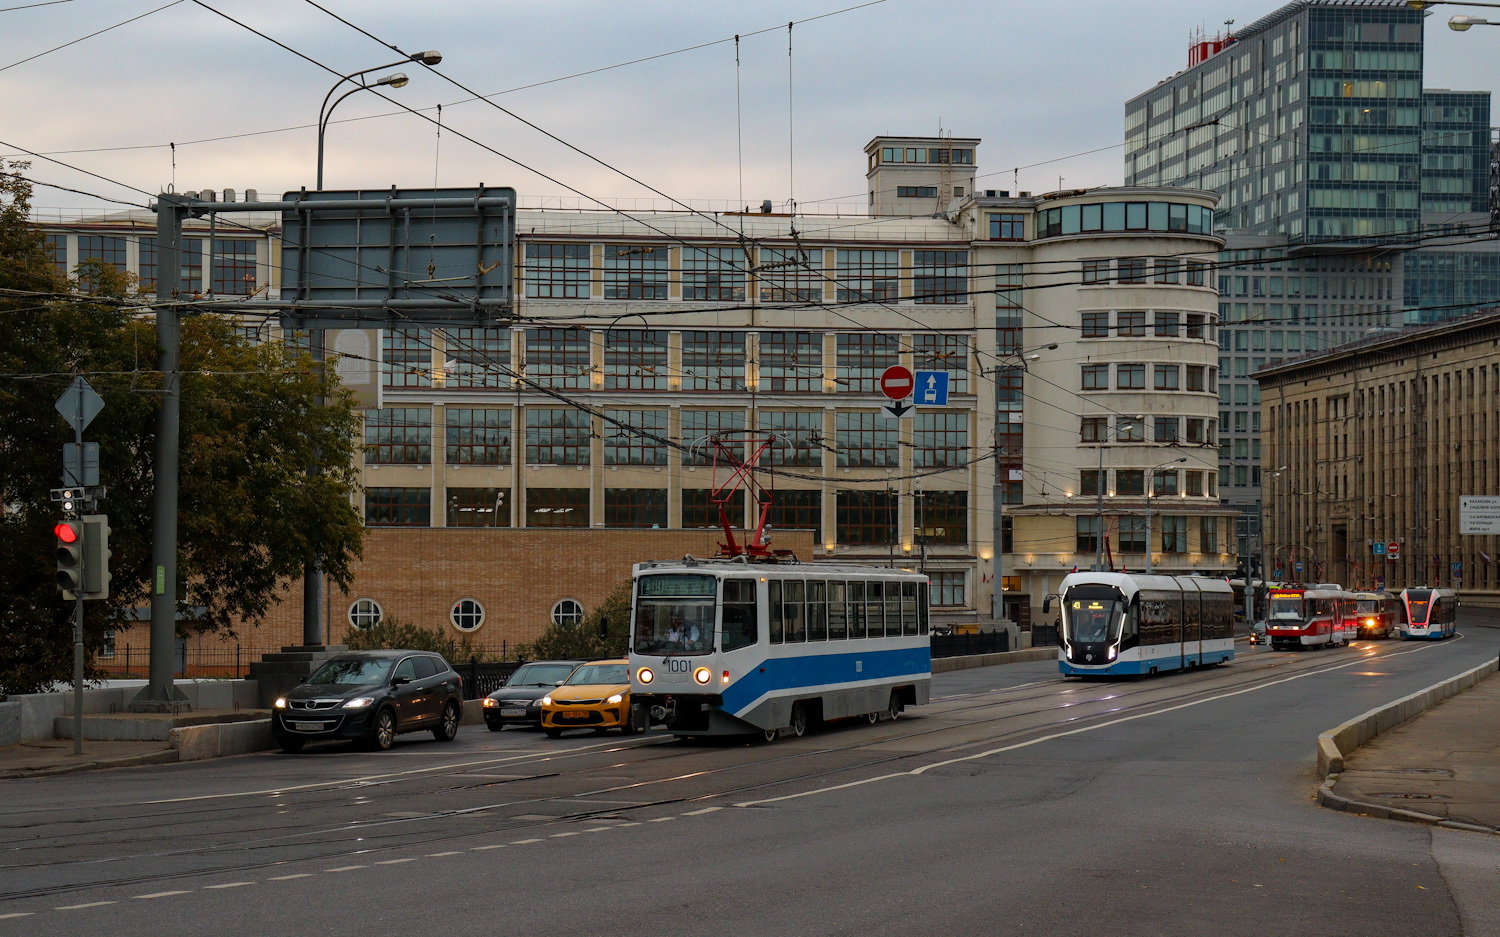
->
789;702;807;738
432;701;460;742
544;727;563;739
279;738;304;754
369;708;396;751
487;722;503;732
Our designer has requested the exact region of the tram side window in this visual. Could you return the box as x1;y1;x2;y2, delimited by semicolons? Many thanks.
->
769;580;784;644
785;580;806;642
867;582;885;637
828;582;848;639
918;582;929;635
849;581;867;638
722;579;758;651
807;581;827;640
902;582;918;636
885;582;902;633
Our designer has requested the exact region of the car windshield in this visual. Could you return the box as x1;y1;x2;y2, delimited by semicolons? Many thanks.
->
508;663;575;687
1063;588;1124;644
566;664;629;686
1269;596;1304;620
634;574;718;655
307;658;393;686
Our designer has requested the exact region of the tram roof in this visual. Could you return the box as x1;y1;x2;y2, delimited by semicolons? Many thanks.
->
634;559;928;578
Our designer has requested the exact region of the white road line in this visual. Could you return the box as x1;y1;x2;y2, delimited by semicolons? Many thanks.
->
324;865;367;872
550;831;579;838
615;821;642;827
736;643;1457;807
0;913;34;920
269;873;316;880
471;844;507;851
427;851;462;857
56;901;116;910
204;882;255;889
648;816;675;822
683;806;722;816
510;838;543;844
132;891;189;900
374;858;417;865
583;826;615;832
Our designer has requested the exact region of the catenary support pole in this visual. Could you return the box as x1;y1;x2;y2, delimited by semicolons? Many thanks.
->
302;328;325;646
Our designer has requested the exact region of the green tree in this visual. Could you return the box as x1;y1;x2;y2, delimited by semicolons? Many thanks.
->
0;165;365;695
517;581;633;661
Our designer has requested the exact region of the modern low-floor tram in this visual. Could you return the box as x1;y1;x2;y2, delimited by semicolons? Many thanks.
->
1399;587;1459;640
1049;572;1236;677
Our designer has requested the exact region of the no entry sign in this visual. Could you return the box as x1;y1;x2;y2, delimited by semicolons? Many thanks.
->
879;365;914;400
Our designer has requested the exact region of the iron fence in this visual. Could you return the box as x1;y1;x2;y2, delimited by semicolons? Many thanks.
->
930;631;1009;659
1030;624;1061;648
461;659;524;700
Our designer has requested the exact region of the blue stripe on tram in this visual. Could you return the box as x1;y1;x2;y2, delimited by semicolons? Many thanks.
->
721;646;931;715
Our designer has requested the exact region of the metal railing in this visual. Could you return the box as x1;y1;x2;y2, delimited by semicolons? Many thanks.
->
930;631;1010;658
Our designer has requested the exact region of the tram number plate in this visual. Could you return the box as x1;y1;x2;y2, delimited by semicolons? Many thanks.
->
292;722;322;731
559;711;588;720
500;708;527;717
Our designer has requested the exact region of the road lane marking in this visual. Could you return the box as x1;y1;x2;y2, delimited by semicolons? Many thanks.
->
511;838;543;844
0;913;34;920
269;874;315;880
56;901;116;910
375;858;417;865
649;816;675;822
324;865;367;872
550;831;579;838
427;851;462;856
204;882;255;889
583;826;615;832
132;891;189;900
471;844;507;850
615;821;641;827
683;806;722;816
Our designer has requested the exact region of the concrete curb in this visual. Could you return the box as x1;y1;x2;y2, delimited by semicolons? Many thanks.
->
0;747;180;780
169;719;274;761
1316;657;1499;776
1316;776;1500;835
931;647;1056;673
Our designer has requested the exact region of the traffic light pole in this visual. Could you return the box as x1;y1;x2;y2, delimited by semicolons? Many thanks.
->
70;391;84;755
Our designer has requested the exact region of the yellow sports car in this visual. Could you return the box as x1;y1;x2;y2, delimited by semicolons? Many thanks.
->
539;660;641;737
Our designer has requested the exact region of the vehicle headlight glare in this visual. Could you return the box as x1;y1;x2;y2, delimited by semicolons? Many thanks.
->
482;697;498;708
693;667;711;685
273;697;287;709
607;693;623;704
637;668;654;684
344;697;375;709
540;696;552;706
1107;646;1117;661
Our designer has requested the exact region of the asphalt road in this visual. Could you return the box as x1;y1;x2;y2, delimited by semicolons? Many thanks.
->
2;622;1498;936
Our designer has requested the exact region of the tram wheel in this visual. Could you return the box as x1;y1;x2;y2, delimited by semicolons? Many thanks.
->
886;691;902;722
790;702;808;738
866;710;879;725
762;727;779;743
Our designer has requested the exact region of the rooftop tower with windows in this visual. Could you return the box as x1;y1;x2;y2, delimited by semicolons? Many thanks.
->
866;135;980;217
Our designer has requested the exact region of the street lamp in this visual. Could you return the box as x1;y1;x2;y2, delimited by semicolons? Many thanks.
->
316;50;441;190
1144;456;1188;574
1449;14;1497;27
991;342;1057;623
1407;0;1500;8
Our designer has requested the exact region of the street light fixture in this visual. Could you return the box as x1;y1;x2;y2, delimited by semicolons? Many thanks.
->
1144;456;1188;574
1450;14;1495;27
316;50;441;190
1407;0;1500;8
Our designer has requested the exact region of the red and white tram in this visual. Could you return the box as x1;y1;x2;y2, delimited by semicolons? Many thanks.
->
1264;585;1356;650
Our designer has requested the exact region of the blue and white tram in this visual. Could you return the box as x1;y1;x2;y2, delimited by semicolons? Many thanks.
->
628;558;931;739
1048;572;1236;677
1398;587;1459;640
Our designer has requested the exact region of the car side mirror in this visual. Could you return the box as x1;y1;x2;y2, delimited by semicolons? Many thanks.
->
392;675;411;687
1042;596;1052;615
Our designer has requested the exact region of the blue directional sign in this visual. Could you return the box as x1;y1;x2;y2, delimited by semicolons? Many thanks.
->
1372;542;1386;556
914;370;950;406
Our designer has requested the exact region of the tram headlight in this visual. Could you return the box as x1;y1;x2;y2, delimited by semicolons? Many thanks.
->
1107;646;1117;661
607;693;623;704
637;667;654;685
693;667;712;685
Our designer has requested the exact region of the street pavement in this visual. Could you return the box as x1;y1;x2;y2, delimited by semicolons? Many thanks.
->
1;621;1497;936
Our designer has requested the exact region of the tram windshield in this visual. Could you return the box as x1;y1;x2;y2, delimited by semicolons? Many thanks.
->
1355;599;1380;613
1063;587;1124;643
1268;594;1305;621
1406;590;1432;623
635;574;718;655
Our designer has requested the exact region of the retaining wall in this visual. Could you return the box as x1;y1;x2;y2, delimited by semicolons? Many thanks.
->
5;680;260;744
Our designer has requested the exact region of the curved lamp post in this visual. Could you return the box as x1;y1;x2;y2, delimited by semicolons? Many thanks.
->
316;50;441;190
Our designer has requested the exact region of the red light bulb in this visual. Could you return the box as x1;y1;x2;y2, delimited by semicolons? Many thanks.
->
54;523;77;543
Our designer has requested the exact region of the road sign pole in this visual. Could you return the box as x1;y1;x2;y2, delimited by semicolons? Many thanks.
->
71;386;83;755
302;328;324;647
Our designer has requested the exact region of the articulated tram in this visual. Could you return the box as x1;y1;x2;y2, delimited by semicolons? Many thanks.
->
628;558;931;739
1048;572;1235;677
1265;585;1355;649
1398;587;1459;640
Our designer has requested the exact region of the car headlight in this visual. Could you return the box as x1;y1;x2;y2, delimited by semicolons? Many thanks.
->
637;668;653;685
343;697;375;710
607;693;623;705
273;697;287;709
693;667;711;685
540;696;552;707
482;697;498;708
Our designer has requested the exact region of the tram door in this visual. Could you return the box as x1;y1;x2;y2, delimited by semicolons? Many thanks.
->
1183;583;1202;666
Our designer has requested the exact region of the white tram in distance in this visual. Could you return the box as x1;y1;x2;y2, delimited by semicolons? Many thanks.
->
1047;572;1235;677
1399;587;1459;640
628;558;932;739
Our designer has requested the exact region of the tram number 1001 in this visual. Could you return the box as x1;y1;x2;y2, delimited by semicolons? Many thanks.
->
663;659;693;674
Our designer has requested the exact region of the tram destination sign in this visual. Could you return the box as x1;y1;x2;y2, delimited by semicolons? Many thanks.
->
1460;496;1500;535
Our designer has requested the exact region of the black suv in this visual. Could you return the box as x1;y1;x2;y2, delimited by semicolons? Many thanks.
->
272;650;464;753
481;660;582;730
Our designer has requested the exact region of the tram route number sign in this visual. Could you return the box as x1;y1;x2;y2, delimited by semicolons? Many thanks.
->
1460;496;1500;535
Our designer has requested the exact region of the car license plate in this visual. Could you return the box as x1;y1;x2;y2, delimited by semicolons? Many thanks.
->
292;722;322;731
560;711;588;720
500;708;527;717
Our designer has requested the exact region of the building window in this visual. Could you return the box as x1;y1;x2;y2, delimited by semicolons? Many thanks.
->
759;331;821;392
758;247;823;302
525;408;591;465
451;599;485;632
1154;365;1180;390
1117;418;1144;442
446;487;510;527
77;235;127;276
1076;516;1101;553
1117;363;1146;390
835;249;899;302
897;185;938;198
446;408;511;465
1081;416;1107;443
349;598;383;630
1187;261;1207;286
1080;470;1103;496
1081;364;1110;391
179;238;204;290
604;409;668;465
1116;470;1145;496
761;411;822;467
1185;470;1204;496
836;411;898;467
1117;311;1146;336
526;488;588;527
995;263;1023;314
1118;515;1147;553
446;327;510;388
1200;516;1219;553
683;246;746;301
1154;311;1180;336
1082;259;1112;284
604;244;667;300
211;239;257;295
365;408;431;464
836;489;897;545
681;331;745;391
1161;516;1187;553
989;213;1025;240
913;411;968;467
1154;259;1180;284
1152;469;1179;495
1081;312;1110;338
99;628;115;659
767;489;821;542
605;488;668;528
913;250;968;303
912;333;970;394
551;599;585;626
1186;365;1205;392
45;233;67;275
916;491;967;545
683;488;744;528
525;242;590;299
603;329;667;390
525;328;591;389
837;333;898;393
365;487;431;526
383;328;432;387
681;410;745;465
1186;417;1205;443
1118;258;1148;284
931;571;966;607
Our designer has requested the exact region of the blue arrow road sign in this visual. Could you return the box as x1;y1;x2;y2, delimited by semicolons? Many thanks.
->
1372;542;1386;556
914;370;949;406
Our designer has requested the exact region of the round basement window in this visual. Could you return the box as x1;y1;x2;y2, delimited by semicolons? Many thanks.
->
451;598;485;632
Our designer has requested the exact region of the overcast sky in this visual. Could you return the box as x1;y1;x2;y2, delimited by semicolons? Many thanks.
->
4;0;1498;214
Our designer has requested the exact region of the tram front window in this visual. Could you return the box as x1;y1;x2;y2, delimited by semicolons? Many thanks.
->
1407;591;1431;624
1063;589;1124;644
1268;596;1304;621
635;574;718;655
1355;599;1379;614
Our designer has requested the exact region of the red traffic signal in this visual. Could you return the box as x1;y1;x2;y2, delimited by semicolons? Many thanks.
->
54;522;79;544
55;520;84;594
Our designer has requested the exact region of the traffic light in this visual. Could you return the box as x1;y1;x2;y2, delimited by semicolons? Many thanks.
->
82;514;110;599
55;520;84;596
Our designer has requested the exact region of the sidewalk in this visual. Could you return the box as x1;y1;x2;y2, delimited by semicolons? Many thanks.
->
1330;672;1500;830
0;739;177;780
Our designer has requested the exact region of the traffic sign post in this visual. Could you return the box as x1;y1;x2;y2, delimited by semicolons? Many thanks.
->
879;365;915;420
1387;542;1400;563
